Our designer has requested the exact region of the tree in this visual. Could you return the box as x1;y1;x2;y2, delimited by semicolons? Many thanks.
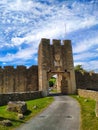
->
74;65;95;74
74;65;86;73
49;77;56;87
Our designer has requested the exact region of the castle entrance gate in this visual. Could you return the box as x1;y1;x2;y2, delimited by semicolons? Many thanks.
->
38;38;76;96
47;71;70;94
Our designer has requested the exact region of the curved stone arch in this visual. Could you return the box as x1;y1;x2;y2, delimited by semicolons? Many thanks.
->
47;72;56;81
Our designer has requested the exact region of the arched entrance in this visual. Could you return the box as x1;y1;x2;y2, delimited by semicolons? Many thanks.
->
38;38;76;96
47;72;69;95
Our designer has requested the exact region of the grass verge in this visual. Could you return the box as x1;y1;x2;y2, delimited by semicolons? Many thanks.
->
71;95;98;130
0;97;54;130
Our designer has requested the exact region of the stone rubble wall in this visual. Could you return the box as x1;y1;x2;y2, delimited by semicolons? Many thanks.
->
0;91;42;106
77;89;98;100
77;89;98;117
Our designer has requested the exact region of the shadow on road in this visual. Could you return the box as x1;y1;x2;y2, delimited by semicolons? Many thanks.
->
49;92;66;97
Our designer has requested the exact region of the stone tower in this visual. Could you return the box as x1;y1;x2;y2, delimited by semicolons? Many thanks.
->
38;38;76;96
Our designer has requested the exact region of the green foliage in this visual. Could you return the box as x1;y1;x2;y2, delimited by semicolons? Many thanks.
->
72;95;98;130
74;65;86;73
0;97;54;130
74;65;95;73
74;65;84;72
49;77;56;87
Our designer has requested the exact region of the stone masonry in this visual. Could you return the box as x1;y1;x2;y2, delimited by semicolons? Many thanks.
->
38;38;76;96
75;72;98;91
0;65;38;93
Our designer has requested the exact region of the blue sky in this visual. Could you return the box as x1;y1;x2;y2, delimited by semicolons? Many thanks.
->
0;0;98;72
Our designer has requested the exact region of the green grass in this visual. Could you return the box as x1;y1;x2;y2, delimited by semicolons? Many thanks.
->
50;89;58;93
72;95;98;130
0;97;54;130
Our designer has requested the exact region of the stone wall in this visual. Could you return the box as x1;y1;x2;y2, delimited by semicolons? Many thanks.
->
77;89;98;100
75;72;98;91
0;65;38;93
0;91;42;106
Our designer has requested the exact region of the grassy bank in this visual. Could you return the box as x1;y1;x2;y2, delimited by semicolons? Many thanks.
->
0;97;54;130
72;95;98;130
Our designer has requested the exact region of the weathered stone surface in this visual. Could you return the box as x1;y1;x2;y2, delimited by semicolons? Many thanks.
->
38;38;76;96
18;113;24;119
0;91;42;106
7;101;27;114
75;71;98;91
78;89;98;100
0;120;12;126
0;65;38;94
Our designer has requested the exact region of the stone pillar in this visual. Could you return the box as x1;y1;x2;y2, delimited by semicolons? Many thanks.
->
69;70;76;94
42;70;49;96
63;40;76;94
56;74;62;92
38;38;50;96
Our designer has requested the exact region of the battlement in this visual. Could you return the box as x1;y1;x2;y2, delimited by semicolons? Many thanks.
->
53;39;61;46
4;66;14;70
40;38;72;46
40;38;50;46
16;65;26;70
0;65;39;71
63;40;72;48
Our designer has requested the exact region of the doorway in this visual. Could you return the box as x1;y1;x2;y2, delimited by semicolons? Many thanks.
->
48;72;69;95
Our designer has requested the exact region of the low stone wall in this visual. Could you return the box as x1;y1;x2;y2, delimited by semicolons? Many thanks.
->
77;89;98;117
77;89;98;100
0;91;42;106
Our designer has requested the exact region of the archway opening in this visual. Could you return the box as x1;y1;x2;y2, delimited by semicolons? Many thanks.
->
48;73;64;95
47;72;70;96
49;74;57;94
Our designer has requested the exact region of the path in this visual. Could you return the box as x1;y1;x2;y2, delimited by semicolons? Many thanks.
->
16;95;80;130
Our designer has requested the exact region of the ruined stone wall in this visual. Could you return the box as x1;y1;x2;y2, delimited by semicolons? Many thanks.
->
0;65;38;94
75;72;98;91
0;91;42;106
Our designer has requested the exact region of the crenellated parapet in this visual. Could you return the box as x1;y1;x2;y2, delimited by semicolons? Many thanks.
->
39;38;73;72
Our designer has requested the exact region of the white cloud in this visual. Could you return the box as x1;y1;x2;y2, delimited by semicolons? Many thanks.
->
0;0;98;71
74;52;97;61
83;60;98;72
0;44;37;62
73;36;98;53
74;60;98;72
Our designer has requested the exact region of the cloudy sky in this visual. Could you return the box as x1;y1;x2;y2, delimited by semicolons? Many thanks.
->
0;0;98;72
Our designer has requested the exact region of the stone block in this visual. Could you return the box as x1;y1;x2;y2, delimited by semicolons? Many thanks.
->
0;120;12;126
7;101;27;114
